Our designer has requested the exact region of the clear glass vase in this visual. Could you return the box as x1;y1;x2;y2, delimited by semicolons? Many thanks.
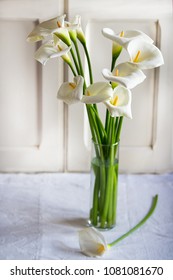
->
88;140;119;230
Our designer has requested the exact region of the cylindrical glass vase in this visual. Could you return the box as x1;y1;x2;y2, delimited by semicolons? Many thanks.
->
88;140;119;230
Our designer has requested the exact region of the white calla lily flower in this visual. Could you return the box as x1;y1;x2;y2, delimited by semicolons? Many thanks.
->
54;28;72;46
102;62;146;89
127;39;164;69
64;14;81;30
79;227;107;257
65;14;86;43
75;15;86;44
81;82;113;104
104;85;132;119
65;15;79;41
27;15;66;42
102;28;153;46
34;39;71;65
55;15;80;44
57;76;84;105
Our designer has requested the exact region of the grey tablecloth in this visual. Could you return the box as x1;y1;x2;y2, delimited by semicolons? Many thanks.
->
0;173;173;260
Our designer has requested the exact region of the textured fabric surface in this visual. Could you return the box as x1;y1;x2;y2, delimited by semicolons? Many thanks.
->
0;173;173;260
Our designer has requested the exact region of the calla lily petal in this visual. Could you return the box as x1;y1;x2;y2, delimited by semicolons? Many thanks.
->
102;28;153;46
102;62;146;89
71;15;86;44
127;39;164;69
81;82;113;104
79;227;107;257
65;14;80;29
34;40;71;65
57;75;84;105
54;28;72;46
27;15;66;42
65;15;80;41
104;85;132;118
53;15;80;45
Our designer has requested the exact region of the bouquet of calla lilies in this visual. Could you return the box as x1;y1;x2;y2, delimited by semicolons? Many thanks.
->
27;14;163;257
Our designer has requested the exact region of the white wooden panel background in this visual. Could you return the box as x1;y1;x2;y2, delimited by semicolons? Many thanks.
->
0;0;65;172
0;0;172;173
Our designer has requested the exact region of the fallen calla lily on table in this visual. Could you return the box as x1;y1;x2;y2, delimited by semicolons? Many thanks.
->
79;195;158;257
79;227;107;257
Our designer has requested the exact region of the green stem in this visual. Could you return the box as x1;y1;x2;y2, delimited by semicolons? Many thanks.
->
113;116;123;158
113;117;119;143
70;48;80;75
88;105;104;151
108;195;158;248
82;41;98;113
90;106;107;142
107;175;113;227
105;109;110;134
112;164;119;225
82;42;93;84
68;62;77;76
91;166;100;225
116;116;123;143
86;105;103;157
107;116;115;146
73;40;85;77
100;144;115;228
86;105;97;144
